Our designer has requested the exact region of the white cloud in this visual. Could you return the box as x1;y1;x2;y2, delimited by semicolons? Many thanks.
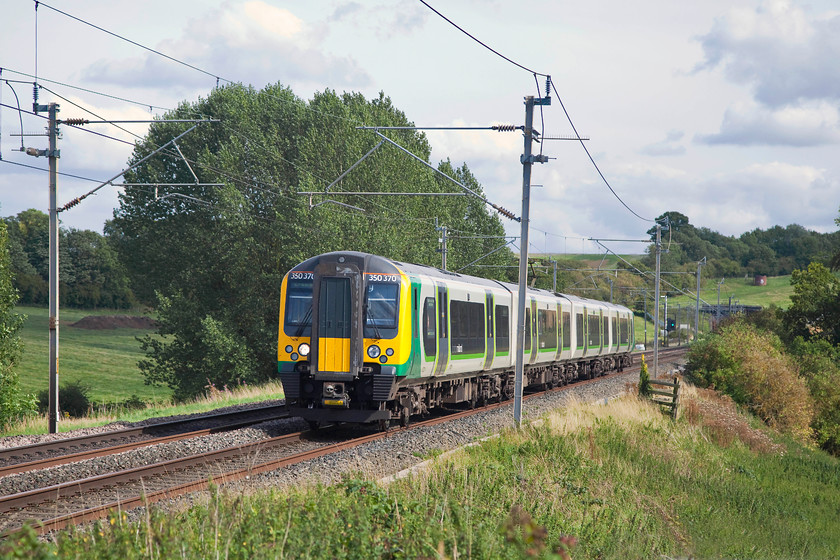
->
82;1;371;91
640;130;686;156
698;0;840;107
698;100;840;146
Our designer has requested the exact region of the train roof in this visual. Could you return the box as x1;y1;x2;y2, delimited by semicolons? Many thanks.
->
289;252;632;313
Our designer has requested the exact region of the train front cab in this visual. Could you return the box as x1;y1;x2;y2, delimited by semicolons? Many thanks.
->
277;252;412;425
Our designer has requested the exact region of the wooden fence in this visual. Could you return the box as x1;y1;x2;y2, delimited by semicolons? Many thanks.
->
647;377;680;419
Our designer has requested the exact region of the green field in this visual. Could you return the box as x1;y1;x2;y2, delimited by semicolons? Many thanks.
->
14;306;171;404
669;275;794;309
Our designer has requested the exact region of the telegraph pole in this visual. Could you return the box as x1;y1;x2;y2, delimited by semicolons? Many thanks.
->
28;102;62;433
47;103;59;433
514;94;549;428
25;101;61;432
695;257;706;342
652;223;661;378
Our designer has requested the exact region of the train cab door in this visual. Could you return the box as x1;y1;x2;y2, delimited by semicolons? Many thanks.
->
311;258;363;376
317;277;351;372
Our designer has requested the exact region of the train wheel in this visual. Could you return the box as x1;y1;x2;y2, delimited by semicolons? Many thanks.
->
378;418;391;432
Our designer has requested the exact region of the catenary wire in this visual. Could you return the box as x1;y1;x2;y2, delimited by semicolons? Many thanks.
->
418;0;548;77
1;67;171;111
550;80;654;223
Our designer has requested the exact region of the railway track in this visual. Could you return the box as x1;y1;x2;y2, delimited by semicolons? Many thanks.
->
0;403;289;478
0;347;686;537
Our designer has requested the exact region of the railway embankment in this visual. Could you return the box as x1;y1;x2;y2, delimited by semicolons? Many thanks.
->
2;352;839;558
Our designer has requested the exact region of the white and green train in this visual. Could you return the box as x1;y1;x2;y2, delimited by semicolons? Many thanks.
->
277;251;635;428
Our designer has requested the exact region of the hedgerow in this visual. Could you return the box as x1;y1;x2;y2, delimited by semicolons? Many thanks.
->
686;322;814;444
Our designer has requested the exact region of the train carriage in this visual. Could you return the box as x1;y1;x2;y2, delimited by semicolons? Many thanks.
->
277;251;634;428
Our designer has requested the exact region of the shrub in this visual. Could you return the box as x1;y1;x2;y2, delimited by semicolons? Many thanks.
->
788;337;840;455
686;321;814;443
38;380;92;418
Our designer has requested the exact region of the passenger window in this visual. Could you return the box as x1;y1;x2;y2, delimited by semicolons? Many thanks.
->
495;305;510;353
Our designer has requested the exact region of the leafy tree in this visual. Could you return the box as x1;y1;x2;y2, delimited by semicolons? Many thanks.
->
830;208;840;272
0;220;36;429
784;262;840;346
111;84;513;399
3;210;135;308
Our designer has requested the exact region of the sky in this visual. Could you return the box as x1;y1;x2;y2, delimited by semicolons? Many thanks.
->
1;0;839;257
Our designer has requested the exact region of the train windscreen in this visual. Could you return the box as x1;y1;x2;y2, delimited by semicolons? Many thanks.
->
284;275;313;337
364;282;399;338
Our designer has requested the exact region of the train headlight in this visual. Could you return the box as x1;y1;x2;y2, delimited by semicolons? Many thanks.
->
385;348;394;356
285;345;293;354
367;345;381;359
379;356;388;363
290;353;299;361
298;343;310;357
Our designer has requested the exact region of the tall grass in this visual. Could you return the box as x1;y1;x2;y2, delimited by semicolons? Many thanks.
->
5;390;839;558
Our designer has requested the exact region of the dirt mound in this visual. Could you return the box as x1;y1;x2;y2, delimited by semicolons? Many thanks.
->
70;315;157;330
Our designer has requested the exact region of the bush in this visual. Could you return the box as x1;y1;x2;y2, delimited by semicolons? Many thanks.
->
686;321;814;443
788;337;840;455
38;380;92;418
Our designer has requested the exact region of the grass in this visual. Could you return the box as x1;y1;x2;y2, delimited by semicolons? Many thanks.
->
2;381;286;437
14;305;171;404
668;274;795;309
6;387;838;558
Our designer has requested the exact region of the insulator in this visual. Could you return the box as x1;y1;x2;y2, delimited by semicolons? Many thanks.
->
494;205;517;220
492;124;516;132
63;197;82;210
545;76;552;97
64;118;88;126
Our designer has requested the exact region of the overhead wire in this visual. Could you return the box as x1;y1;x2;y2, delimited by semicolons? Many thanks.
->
2;67;171;111
418;0;548;77
550;80;654;223
19;1;639;253
419;0;656;227
32;1;362;127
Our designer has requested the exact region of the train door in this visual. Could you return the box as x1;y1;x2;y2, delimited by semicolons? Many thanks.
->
483;291;495;370
434;283;450;375
317;277;352;373
420;285;437;376
528;297;538;364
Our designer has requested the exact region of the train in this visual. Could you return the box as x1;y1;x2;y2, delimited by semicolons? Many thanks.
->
277;251;635;429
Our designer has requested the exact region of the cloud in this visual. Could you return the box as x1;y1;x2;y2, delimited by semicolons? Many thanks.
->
81;1;371;91
642;162;838;235
697;100;840;146
697;1;840;107
325;1;428;39
640;130;686;156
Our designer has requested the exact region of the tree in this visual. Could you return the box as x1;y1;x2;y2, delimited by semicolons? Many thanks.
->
784;262;840;346
830;208;840;272
3;210;135;308
0;220;35;429
111;84;513;399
